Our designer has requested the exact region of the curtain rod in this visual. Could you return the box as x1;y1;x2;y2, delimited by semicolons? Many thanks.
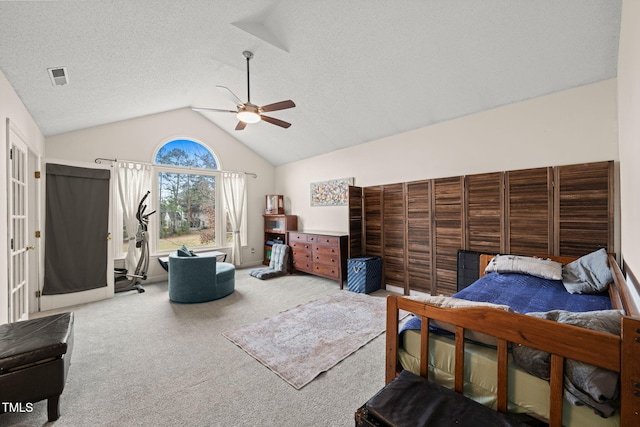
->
94;157;257;178
95;157;117;164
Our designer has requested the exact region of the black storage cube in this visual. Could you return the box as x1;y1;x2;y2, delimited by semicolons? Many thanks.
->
347;256;382;294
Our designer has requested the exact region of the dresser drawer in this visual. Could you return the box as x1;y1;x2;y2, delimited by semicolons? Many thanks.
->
292;249;312;271
312;244;340;256
313;253;340;266
314;263;340;279
289;232;308;243
292;249;312;262
289;240;311;251
294;260;314;273
313;235;340;246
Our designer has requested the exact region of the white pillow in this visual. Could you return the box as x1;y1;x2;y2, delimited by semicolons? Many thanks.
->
484;254;562;280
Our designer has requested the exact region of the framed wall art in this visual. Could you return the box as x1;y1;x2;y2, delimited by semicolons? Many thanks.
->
310;177;354;206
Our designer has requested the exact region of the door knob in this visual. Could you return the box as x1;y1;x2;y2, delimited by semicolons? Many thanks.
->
25;245;35;250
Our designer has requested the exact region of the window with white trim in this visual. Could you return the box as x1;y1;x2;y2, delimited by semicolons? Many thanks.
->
154;139;224;252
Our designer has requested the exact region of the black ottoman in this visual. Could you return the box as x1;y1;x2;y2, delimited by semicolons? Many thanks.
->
355;370;545;427
0;312;74;421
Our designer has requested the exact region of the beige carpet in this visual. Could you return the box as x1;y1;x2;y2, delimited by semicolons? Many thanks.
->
0;269;396;426
223;291;387;389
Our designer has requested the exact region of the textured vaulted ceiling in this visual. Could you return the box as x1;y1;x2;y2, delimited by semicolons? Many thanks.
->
0;1;621;166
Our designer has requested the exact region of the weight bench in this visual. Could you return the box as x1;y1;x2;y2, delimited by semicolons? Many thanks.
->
0;312;74;422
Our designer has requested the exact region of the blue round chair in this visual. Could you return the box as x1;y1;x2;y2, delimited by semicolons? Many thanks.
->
168;252;235;303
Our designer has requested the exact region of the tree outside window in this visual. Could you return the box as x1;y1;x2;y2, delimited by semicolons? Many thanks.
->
154;139;220;251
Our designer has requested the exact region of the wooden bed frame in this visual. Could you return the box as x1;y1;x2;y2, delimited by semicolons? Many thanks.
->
385;254;640;427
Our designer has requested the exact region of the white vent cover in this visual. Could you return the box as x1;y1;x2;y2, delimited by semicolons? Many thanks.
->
47;67;68;86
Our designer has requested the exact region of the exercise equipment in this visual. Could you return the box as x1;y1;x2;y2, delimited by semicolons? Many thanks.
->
115;191;155;293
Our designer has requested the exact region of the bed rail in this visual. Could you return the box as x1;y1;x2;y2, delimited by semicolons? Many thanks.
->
386;279;640;426
616;259;640;424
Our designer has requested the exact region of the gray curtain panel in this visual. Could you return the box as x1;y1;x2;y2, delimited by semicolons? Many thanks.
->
43;164;110;295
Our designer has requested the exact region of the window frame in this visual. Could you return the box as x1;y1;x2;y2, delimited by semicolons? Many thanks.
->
113;138;249;260
152;163;225;255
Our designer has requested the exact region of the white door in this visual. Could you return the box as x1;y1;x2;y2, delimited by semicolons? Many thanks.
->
8;127;30;322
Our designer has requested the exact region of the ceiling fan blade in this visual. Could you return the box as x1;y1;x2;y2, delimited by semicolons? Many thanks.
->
235;121;247;131
261;100;296;112
261;115;291;129
216;85;244;106
192;107;237;113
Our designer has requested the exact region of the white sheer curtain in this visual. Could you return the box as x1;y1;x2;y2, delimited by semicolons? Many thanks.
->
222;172;247;265
117;161;151;272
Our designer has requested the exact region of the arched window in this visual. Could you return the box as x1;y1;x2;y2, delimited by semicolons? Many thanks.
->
154;139;223;251
154;139;218;169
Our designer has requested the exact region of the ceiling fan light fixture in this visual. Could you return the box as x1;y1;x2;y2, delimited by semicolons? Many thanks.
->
195;51;295;130
237;110;261;123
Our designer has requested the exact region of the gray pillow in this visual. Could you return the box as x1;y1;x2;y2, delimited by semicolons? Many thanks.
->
177;244;194;257
484;254;563;280
512;309;622;417
562;248;612;294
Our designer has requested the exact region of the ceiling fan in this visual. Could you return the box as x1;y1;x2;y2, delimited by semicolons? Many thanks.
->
192;51;295;130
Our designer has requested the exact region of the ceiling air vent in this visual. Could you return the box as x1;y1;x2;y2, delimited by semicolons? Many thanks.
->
47;67;68;86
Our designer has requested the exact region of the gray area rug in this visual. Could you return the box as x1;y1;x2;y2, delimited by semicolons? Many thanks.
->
223;290;387;389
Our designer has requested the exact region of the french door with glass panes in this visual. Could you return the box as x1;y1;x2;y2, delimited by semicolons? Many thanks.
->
8;126;30;322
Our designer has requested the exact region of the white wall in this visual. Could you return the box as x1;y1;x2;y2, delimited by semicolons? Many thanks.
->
618;1;640;276
0;71;46;324
46;108;277;277
276;79;619;234
2;37;632;321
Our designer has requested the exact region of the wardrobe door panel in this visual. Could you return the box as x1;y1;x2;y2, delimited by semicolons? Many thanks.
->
433;177;464;295
554;161;613;256
363;186;383;258
348;186;363;258
383;183;406;289
407;180;432;293
465;172;503;254
506;167;553;256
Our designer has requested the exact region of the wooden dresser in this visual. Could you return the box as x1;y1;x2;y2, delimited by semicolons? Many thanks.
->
289;231;348;288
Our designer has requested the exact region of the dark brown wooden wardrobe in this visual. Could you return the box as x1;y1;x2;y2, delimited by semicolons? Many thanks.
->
348;160;614;296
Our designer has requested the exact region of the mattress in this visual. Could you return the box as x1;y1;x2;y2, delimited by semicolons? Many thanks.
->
399;329;619;427
454;272;612;314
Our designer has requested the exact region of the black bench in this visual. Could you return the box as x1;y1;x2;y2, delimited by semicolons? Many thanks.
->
355;370;546;427
0;312;74;421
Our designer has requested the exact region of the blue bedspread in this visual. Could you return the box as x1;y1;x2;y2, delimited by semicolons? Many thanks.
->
401;272;611;333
